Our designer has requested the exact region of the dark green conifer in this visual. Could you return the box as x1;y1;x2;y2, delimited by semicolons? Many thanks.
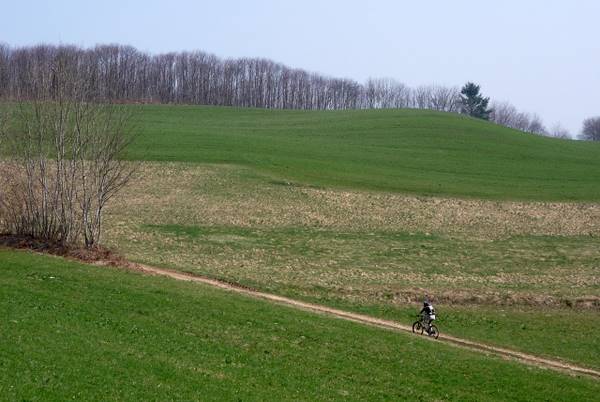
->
460;82;492;120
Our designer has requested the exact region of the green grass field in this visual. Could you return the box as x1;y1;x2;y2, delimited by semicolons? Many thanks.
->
2;249;598;401
127;105;600;201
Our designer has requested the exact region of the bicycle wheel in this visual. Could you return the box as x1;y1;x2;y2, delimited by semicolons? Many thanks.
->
412;321;423;334
428;325;439;339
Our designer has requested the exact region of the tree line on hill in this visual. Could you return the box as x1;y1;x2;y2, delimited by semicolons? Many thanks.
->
0;43;597;139
0;43;458;111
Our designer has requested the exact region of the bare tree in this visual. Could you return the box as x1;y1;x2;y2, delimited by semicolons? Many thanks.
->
512;112;532;132
526;114;547;135
0;50;135;248
549;123;571;139
413;85;433;109
490;100;552;136
490;101;519;127
0;43;9;99
429;85;460;112
581;116;600;141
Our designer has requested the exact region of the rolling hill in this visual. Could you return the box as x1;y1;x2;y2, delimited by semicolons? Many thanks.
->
127;105;600;201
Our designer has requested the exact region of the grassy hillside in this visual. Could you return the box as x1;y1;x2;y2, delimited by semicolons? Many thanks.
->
105;163;600;370
2;249;599;400
127;105;600;201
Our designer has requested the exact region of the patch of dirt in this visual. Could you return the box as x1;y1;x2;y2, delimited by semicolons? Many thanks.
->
0;234;127;266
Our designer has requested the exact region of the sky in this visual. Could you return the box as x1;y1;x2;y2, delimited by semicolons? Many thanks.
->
1;0;599;135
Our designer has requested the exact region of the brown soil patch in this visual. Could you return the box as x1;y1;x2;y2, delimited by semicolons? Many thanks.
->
0;234;127;266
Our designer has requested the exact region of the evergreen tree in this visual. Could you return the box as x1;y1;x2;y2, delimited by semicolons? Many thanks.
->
460;82;492;120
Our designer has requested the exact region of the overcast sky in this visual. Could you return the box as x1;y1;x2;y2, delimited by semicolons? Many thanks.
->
2;0;599;134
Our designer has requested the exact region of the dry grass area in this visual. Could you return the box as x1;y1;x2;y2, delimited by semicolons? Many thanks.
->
104;162;600;308
107;163;600;239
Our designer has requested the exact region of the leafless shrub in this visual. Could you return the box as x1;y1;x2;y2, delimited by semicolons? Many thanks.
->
0;50;136;248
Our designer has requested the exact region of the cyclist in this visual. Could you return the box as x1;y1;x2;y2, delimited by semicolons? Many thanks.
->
419;301;436;333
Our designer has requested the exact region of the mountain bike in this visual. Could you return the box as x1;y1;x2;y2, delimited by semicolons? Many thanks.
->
412;316;439;339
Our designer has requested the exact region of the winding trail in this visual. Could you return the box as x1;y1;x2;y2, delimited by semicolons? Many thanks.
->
128;262;599;379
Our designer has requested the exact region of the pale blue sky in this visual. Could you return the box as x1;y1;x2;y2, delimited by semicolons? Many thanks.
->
2;0;599;134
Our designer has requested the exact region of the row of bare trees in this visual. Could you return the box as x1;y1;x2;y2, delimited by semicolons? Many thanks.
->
489;101;548;135
1;42;571;138
0;43;465;113
2;43;563;133
0;49;135;248
490;100;578;138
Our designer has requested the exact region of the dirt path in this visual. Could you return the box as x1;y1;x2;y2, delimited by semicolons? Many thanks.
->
127;263;599;379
